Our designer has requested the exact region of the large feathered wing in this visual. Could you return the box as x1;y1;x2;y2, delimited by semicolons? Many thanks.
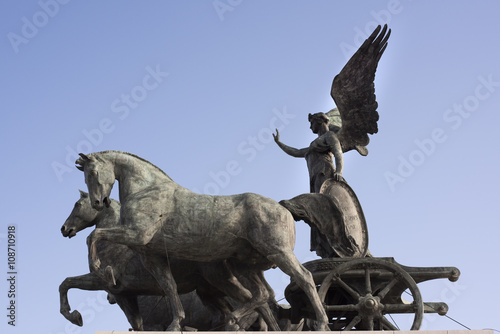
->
330;24;390;155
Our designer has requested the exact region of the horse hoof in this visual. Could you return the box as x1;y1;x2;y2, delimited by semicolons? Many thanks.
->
107;294;117;304
225;325;241;331
315;323;330;331
225;320;241;332
70;310;83;326
166;322;182;332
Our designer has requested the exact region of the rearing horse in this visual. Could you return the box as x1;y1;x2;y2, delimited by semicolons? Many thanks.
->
76;150;329;331
59;190;274;331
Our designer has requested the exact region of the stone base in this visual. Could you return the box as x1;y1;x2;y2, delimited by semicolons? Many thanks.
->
96;331;493;334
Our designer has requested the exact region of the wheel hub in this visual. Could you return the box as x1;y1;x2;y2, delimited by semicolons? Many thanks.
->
358;295;382;317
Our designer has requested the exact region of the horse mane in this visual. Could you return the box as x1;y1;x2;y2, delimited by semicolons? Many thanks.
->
90;150;174;182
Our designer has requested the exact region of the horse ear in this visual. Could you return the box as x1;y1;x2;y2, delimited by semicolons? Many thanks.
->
79;190;88;198
79;153;90;161
75;153;90;171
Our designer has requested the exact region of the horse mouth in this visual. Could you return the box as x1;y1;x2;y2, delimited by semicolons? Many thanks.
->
61;227;77;238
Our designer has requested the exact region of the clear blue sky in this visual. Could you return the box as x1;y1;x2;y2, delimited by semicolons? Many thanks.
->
1;1;499;333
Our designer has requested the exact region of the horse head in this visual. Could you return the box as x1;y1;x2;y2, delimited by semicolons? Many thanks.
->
61;190;100;238
76;153;115;211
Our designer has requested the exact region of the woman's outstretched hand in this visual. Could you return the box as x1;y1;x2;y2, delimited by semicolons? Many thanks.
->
273;128;280;143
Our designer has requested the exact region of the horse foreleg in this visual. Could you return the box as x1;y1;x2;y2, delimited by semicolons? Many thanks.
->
59;273;105;326
268;252;329;331
140;255;185;332
90;225;157;271
112;294;143;331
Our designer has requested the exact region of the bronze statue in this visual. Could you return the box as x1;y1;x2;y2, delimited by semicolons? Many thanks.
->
60;24;465;331
274;24;390;258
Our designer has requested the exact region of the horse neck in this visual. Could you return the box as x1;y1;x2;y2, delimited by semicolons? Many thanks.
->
101;151;177;199
93;200;120;229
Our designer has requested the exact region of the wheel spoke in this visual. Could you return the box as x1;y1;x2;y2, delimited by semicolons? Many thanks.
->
381;315;399;330
377;276;399;300
344;315;361;331
365;267;372;295
376;318;384;330
334;275;361;300
366;315;374;331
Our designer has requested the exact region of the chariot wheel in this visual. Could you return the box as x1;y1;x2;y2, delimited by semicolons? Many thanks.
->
317;258;424;330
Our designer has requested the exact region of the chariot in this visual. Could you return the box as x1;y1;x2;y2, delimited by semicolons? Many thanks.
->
285;256;460;331
280;178;461;331
282;178;460;331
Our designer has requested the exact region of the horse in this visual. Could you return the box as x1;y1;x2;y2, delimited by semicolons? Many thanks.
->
60;190;279;331
75;150;330;331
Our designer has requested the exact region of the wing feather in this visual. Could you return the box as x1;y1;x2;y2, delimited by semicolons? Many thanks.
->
331;24;390;155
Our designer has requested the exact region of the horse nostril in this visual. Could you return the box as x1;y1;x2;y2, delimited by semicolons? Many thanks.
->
61;226;66;232
94;200;100;206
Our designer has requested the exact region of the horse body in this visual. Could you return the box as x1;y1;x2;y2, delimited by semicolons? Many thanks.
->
133;188;295;265
77;150;329;331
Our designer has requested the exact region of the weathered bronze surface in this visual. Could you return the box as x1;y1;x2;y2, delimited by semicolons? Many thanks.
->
60;24;462;331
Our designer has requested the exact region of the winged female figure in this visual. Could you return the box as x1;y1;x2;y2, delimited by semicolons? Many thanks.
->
273;24;390;258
